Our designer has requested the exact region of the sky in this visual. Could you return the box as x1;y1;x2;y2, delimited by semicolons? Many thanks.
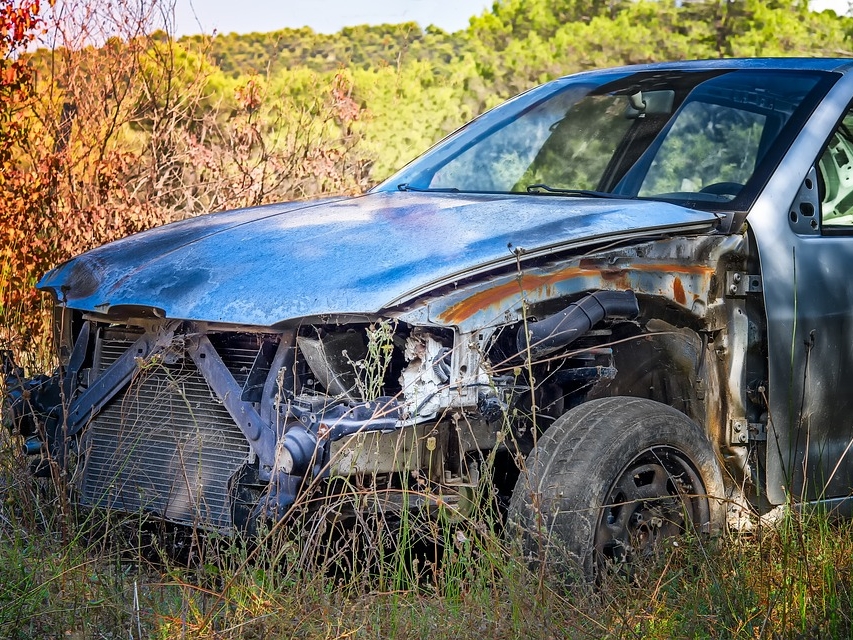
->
171;0;851;38
812;0;851;12
172;0;495;37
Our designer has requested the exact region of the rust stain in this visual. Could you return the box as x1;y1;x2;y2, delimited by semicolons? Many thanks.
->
673;277;686;305
624;262;714;277
438;266;596;325
599;269;630;289
437;262;714;325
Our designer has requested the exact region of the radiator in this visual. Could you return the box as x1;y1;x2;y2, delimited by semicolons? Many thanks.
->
79;329;257;529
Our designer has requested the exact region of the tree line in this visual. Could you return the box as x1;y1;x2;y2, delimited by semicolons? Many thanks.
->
2;0;852;353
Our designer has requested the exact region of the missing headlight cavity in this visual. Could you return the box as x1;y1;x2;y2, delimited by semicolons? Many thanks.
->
295;320;412;403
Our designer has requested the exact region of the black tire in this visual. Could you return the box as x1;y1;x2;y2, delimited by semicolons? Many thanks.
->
507;396;725;581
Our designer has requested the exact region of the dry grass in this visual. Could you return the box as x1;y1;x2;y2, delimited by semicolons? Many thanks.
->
1;418;852;640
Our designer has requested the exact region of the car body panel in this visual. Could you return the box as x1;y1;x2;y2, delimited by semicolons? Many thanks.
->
748;69;853;503
425;233;741;332
38;192;718;325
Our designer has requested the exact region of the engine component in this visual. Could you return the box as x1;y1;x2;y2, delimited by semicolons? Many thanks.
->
517;290;639;360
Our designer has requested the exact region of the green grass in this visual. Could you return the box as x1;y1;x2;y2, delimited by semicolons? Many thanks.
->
1;422;852;640
1;312;851;639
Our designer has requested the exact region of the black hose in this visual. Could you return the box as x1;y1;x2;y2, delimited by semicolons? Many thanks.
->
517;290;639;361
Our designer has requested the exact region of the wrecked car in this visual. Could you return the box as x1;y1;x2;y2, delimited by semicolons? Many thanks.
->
7;58;853;576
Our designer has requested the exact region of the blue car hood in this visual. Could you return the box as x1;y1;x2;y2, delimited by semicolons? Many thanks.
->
38;192;718;326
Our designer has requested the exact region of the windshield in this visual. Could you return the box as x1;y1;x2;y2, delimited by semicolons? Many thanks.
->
377;69;831;210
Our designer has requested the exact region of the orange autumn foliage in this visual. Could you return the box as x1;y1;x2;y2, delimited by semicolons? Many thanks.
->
1;4;370;358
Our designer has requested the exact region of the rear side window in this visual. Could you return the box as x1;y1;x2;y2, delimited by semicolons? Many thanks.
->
819;110;853;227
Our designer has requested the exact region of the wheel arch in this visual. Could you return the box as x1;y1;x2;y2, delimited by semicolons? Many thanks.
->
508;395;727;580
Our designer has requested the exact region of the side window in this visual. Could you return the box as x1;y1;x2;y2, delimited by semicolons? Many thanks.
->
819;110;853;227
639;101;765;199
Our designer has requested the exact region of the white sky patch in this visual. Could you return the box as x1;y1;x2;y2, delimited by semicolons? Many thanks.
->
173;0;494;37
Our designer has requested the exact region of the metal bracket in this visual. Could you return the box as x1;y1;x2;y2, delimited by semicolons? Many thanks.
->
728;418;749;444
747;421;767;441
186;334;277;476
788;166;821;235
66;332;155;435
726;272;762;298
728;418;767;443
62;320;90;400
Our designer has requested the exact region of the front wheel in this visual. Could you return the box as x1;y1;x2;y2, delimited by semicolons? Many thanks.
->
507;396;725;581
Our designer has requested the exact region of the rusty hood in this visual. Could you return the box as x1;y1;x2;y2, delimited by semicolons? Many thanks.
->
38;192;718;326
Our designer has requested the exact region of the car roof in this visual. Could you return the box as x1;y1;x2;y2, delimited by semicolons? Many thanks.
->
562;57;853;80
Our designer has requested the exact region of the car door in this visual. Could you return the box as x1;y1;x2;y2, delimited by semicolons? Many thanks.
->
750;73;853;506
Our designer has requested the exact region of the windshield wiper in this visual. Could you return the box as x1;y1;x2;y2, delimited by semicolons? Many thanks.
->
526;184;628;199
397;183;460;193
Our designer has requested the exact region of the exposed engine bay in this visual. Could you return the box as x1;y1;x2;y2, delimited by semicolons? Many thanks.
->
4;287;652;531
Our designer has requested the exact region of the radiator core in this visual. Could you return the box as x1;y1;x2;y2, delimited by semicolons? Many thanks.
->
79;330;256;528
